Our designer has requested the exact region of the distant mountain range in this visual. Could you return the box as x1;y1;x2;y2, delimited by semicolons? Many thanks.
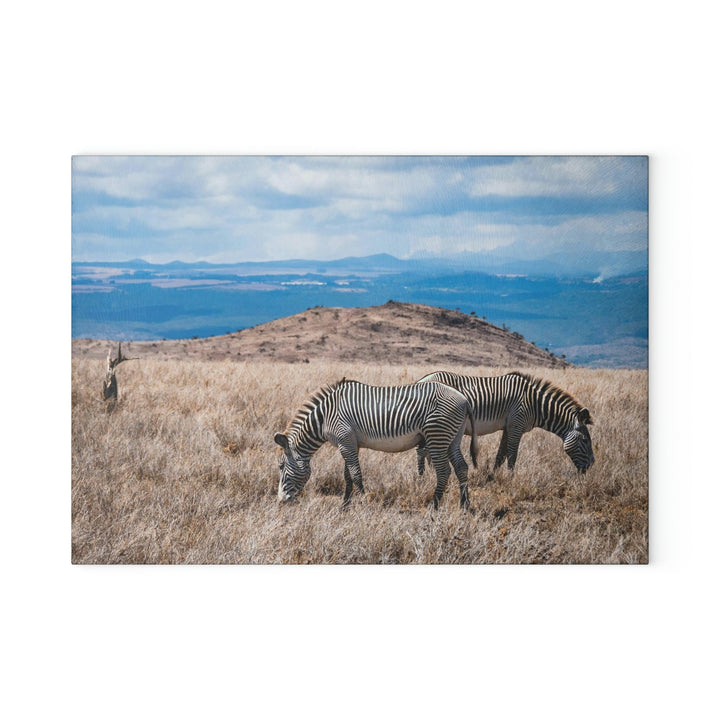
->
72;253;648;368
73;249;648;278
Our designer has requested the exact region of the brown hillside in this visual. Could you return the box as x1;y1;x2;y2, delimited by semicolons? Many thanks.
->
71;301;570;368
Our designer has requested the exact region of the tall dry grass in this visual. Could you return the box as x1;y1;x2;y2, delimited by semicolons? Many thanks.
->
72;359;648;563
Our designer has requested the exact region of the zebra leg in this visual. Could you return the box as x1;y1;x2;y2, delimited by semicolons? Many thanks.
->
342;464;354;508
428;450;452;509
340;445;363;508
354;464;365;494
448;442;470;510
506;430;523;471
492;428;509;472
416;438;427;476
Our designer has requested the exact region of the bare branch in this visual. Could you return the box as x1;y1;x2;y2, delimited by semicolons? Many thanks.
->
108;342;139;370
102;342;138;406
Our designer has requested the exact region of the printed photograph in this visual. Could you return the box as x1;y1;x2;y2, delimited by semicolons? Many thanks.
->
71;156;648;564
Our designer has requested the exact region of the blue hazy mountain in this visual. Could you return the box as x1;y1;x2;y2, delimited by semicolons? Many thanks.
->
72;254;648;368
72;249;647;278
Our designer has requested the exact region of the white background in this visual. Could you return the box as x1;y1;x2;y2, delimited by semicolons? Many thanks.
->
2;1;716;718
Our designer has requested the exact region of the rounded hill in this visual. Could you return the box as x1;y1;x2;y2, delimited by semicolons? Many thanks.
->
73;301;570;368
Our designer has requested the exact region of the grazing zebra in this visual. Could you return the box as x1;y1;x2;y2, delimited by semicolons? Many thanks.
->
415;371;594;476
274;378;478;509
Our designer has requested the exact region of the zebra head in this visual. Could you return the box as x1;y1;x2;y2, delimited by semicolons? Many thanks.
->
274;432;312;501
563;408;595;473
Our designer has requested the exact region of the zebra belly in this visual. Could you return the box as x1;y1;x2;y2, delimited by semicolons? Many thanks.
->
468;418;506;436
357;431;423;453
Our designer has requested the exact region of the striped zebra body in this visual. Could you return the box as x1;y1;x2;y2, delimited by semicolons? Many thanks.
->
274;378;478;509
416;371;594;475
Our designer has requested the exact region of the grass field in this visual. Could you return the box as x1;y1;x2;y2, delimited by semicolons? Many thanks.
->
71;359;648;563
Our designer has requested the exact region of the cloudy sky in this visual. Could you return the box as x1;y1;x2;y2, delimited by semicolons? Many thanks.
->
72;156;647;266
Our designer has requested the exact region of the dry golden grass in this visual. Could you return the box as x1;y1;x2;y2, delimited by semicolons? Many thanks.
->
72;359;648;563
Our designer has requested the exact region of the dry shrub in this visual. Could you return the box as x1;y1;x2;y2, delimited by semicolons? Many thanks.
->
72;359;648;563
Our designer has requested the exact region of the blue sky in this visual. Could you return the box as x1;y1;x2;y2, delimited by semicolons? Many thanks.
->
72;156;648;268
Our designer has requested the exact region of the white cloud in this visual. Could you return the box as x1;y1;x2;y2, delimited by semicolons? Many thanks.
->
495;211;648;257
71;156;648;264
398;211;647;260
399;214;519;257
259;232;363;262
468;156;646;198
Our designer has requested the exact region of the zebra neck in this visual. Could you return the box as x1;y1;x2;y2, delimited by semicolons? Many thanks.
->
529;382;577;438
541;417;574;440
291;405;326;456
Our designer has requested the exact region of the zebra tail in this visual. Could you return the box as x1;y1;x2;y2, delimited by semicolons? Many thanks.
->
467;403;478;469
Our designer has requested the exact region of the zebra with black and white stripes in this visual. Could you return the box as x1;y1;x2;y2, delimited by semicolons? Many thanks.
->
274;378;478;509
415;371;594;476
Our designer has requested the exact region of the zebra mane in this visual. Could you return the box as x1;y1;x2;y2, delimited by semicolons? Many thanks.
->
286;377;349;435
509;371;585;415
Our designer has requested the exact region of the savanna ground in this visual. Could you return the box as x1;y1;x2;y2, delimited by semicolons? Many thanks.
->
72;359;648;563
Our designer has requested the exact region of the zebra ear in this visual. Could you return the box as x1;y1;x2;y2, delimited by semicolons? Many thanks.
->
274;433;290;450
578;408;593;425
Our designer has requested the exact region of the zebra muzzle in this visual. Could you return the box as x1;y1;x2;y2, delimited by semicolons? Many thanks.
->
277;488;298;503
